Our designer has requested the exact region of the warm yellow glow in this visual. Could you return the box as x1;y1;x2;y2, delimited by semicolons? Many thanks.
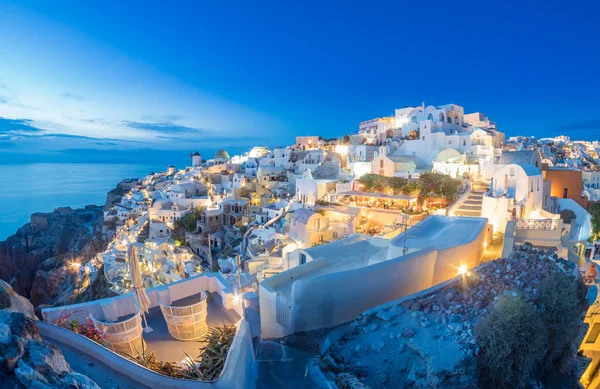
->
483;242;488;249
458;264;468;275
233;294;242;304
335;144;348;155
71;261;81;269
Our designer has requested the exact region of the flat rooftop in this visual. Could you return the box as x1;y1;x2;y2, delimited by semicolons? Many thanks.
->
391;215;488;250
265;235;388;299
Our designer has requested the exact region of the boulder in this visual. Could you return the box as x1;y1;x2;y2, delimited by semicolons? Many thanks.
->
337;373;371;389
14;359;49;387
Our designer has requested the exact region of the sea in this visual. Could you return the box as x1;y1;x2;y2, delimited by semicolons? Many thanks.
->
0;163;165;240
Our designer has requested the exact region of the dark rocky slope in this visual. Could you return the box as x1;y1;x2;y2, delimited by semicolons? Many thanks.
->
0;180;134;310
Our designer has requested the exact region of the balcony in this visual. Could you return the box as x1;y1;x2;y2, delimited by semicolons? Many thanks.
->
516;218;559;231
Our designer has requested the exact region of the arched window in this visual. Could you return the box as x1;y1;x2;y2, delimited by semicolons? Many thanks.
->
411;116;417;123
427;113;433;121
454;115;460;124
447;115;452;123
439;113;445;122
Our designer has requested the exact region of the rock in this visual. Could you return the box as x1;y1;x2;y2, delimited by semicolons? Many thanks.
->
0;323;11;345
15;359;49;387
337;373;371;389
0;335;24;371
376;307;403;322
402;328;416;338
0;287;12;309
25;340;70;380
0;280;36;319
354;365;369;377
419;320;432;328
363;323;379;333
321;355;340;373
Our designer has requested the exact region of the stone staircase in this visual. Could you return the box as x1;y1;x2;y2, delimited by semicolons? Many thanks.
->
453;181;488;217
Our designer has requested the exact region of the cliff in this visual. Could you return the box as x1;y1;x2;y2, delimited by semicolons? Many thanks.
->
0;180;132;310
0;280;101;388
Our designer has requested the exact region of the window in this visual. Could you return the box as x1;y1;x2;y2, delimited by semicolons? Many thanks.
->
299;253;306;265
447;115;452;123
333;231;338;239
510;167;515;176
563;188;568;198
530;180;534;192
448;140;453;145
427;113;433;121
463;139;466;146
537;179;540;191
380;160;384;168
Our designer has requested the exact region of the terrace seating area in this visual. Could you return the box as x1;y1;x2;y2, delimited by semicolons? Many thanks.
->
43;273;243;362
90;307;144;356
158;291;208;341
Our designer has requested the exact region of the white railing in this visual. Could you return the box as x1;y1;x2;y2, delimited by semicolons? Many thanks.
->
90;307;143;357
276;292;291;327
158;290;208;341
447;181;472;216
516;218;559;230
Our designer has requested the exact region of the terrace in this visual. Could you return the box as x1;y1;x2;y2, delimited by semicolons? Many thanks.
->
42;273;242;363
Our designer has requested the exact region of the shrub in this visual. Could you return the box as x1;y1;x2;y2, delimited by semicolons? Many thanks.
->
535;272;588;387
182;325;236;381
476;295;547;389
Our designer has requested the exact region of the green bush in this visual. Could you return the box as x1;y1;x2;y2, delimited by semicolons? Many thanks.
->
535;272;587;387
476;295;547;389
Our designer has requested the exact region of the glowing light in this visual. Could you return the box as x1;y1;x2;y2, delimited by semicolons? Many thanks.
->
335;145;349;155
458;264;468;276
71;261;81;270
233;294;242;304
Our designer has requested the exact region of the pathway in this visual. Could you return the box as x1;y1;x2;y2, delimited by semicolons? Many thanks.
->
45;338;150;389
454;181;487;217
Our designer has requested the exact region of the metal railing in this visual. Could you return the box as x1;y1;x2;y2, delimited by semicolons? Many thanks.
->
516;218;558;230
158;291;208;341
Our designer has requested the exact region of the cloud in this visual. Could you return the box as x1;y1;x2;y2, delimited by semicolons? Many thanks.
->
0;118;41;136
123;120;205;134
141;114;184;122
557;119;600;132
0;117;145;144
59;92;83;102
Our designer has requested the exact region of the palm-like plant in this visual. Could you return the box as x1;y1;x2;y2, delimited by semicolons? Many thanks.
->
181;325;236;381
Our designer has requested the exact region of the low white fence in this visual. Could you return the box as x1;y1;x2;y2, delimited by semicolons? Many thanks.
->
38;319;256;389
447;181;472;216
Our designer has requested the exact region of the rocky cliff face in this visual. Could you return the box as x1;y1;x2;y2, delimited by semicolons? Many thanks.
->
0;180;131;310
0;280;101;388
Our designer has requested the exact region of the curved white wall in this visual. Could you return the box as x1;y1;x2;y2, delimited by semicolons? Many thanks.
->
38;319;256;389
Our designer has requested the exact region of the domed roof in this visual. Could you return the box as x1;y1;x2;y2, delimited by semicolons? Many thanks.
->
215;149;230;159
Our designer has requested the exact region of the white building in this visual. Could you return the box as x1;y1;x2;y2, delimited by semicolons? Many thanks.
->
191;151;202;167
482;163;546;232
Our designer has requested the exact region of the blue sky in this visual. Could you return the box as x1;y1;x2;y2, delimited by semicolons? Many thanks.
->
0;1;599;164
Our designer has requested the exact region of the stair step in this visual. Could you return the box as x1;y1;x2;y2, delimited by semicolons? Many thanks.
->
454;210;482;216
458;204;481;211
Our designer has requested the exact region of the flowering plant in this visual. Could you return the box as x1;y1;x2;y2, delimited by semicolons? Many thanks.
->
50;309;107;344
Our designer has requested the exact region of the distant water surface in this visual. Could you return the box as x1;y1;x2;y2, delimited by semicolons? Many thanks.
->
0;163;164;240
